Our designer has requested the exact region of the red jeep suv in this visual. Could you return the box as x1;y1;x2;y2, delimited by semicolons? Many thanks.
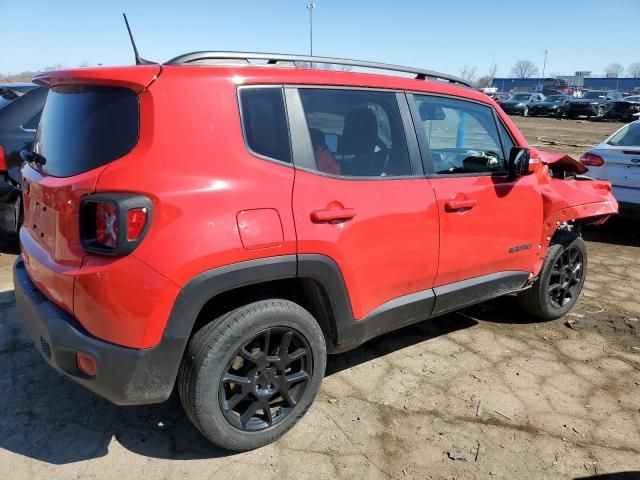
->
13;52;617;451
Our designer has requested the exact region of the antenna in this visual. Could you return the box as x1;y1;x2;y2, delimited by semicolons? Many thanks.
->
122;13;154;65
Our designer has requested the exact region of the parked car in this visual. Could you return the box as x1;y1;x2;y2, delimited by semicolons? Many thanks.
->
528;94;573;118
566;90;623;119
0;86;46;238
499;92;546;116
489;92;511;104
13;53;617;452
604;96;640;123
581;120;640;217
0;83;38;110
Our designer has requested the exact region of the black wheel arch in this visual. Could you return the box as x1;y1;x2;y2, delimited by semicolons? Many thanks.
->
163;254;354;358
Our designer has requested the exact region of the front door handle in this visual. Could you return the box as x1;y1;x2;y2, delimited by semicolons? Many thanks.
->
445;199;477;212
310;208;357;223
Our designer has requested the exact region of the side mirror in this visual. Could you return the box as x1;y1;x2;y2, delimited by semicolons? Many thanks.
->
419;103;446;121
508;147;530;179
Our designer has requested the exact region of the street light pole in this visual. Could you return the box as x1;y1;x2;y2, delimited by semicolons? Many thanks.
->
307;2;316;66
542;49;549;78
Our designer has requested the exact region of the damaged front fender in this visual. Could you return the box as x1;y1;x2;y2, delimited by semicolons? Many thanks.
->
536;150;618;248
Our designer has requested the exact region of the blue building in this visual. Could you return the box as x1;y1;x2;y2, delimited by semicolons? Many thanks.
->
492;77;569;93
583;77;640;92
493;77;640;94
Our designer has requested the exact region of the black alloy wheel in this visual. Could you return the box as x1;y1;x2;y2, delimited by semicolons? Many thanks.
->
547;245;584;309
219;327;312;432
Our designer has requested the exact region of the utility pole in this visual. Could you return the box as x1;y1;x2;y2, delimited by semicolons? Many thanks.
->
542;49;549;78
307;3;316;61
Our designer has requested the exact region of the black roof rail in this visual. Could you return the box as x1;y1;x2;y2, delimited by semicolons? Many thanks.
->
164;51;471;87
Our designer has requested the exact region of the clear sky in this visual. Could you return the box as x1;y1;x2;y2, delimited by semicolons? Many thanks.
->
2;0;639;78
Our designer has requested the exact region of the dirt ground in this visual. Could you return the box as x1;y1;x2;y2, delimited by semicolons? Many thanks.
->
0;117;639;480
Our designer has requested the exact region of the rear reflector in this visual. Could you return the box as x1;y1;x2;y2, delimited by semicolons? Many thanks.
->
580;152;604;167
0;145;6;172
76;352;97;376
127;208;148;241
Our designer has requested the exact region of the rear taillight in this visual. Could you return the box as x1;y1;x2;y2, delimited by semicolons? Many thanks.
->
80;193;152;256
580;152;604;167
96;202;118;248
0;145;6;173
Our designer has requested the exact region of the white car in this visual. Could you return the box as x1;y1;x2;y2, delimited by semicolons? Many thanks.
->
581;120;640;217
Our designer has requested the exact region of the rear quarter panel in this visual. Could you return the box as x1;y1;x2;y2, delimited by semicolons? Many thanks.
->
94;71;297;285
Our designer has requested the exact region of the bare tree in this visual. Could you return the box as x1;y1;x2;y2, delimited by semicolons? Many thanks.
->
488;61;498;81
77;61;90;68
627;63;640;78
458;65;477;82
44;63;64;71
475;75;493;88
605;63;624;77
510;60;539;79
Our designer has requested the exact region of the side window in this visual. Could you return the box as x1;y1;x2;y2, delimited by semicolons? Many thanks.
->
239;87;291;164
298;88;411;177
23;110;42;130
413;95;507;175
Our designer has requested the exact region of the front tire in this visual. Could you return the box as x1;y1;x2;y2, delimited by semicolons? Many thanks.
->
178;299;327;451
518;234;587;320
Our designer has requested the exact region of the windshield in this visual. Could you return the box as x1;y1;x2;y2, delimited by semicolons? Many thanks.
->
608;123;640;147
583;92;606;100
511;94;531;101
33;85;139;177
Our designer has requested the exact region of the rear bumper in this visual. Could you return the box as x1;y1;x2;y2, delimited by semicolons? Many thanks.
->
13;256;185;405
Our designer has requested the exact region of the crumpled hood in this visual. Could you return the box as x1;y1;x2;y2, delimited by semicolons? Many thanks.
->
538;150;588;175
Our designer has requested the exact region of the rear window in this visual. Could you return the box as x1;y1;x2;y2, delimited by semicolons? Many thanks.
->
33;85;139;177
608;123;640;147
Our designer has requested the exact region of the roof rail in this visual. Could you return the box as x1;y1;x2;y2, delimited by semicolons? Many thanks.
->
164;51;471;87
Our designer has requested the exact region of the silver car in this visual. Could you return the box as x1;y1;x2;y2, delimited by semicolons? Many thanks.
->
581;121;640;216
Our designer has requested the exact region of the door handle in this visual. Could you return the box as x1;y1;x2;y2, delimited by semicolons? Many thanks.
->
310;208;357;223
445;199;477;211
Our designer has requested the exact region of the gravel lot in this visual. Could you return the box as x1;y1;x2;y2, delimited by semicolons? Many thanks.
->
0;117;639;479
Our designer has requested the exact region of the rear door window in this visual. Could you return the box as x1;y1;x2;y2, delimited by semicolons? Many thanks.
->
33;85;139;177
297;88;412;177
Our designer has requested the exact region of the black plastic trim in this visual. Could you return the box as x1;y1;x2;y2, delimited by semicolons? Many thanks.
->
162;256;298;339
79;192;153;256
13;257;183;405
432;270;529;316
331;289;436;353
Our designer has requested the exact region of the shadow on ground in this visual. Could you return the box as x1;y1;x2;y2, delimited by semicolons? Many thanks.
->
0;288;485;465
582;217;640;248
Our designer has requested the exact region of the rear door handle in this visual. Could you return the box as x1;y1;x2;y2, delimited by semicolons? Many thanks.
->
310;208;357;223
445;199;477;211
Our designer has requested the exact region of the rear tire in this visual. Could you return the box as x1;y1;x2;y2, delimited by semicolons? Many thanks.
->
518;233;587;320
178;299;327;451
